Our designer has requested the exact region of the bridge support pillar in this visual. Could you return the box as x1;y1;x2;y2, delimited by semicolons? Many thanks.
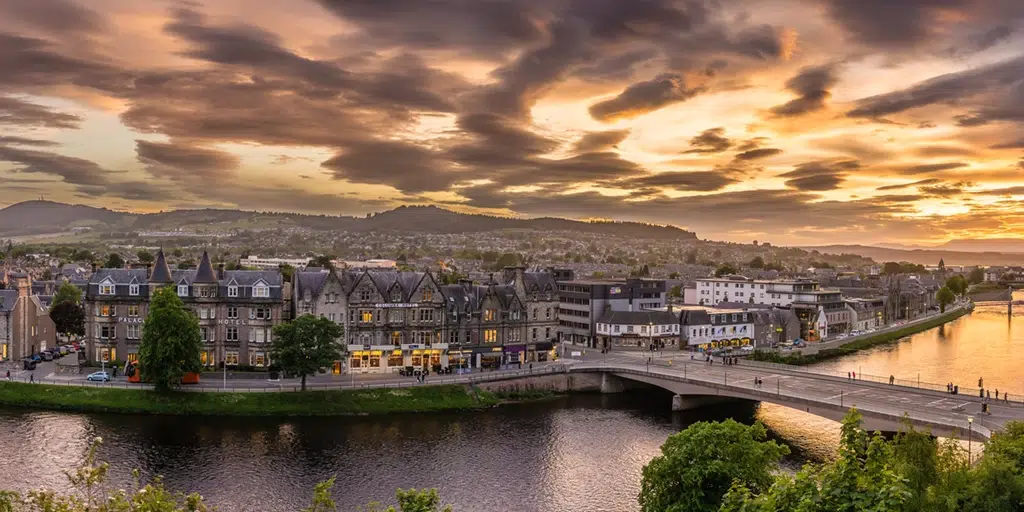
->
670;394;737;411
600;372;626;394
671;394;684;411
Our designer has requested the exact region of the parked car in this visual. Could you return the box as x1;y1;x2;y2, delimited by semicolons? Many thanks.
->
23;359;37;371
40;351;53;362
86;371;110;382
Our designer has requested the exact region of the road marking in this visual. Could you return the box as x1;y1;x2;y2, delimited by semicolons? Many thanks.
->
927;398;950;407
826;388;867;401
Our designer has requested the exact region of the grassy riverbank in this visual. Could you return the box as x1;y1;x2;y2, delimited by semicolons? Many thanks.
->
0;382;548;416
750;306;972;366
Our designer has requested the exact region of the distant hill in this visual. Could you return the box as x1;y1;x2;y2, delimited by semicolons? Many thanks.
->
803;244;1024;266
0;201;697;240
940;239;1024;254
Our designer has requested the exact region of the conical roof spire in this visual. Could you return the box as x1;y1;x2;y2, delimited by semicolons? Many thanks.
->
194;251;218;283
150;249;173;283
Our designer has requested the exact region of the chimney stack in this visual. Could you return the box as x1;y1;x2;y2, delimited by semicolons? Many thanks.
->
146;262;152;278
91;262;98;274
218;262;225;280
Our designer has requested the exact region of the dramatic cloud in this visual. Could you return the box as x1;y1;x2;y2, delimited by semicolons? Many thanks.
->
780;159;860;191
769;64;840;117
589;74;704;122
685;127;732;154
0;0;1023;244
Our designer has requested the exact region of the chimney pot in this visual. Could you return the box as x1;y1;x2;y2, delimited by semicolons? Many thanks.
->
218;262;225;280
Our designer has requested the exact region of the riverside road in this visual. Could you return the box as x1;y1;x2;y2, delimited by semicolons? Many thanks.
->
7;345;1021;438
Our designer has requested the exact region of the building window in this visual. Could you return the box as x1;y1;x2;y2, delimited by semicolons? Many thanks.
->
200;327;209;342
391;331;403;345
546;308;552;319
361;310;373;323
423;288;433;301
484;329;497;343
419;309;434;322
510;309;520;320
360;288;371;301
614;325;620;333
128;284;139;296
484;309;496;321
99;325;115;339
200;308;209;319
250;351;267;367
99;283;115;295
508;330;520;342
126;325;140;340
127;305;140;317
545;327;550;339
449;329;459;344
225;351;239;366
532;328;538;340
389;309;404;323
176;285;188;297
251;307;271;320
228;286;238;297
627;325;634;333
227;327;238;342
227;306;238;319
253;285;269;298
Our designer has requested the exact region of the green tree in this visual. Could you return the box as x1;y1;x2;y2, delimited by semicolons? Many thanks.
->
70;248;93;262
883;261;903;275
137;250;154;264
52;281;83;306
721;410;912;512
638;419;788;512
50;302;86;338
279;263;296;282
937;286;955;313
138;287;202;392
271;314;343;391
363;489;453;512
309;254;336;269
668;271;681;279
177;259;195;269
748;256;765;269
104;252;124;269
968;267;986;285
715;263;738;277
669;284;683;298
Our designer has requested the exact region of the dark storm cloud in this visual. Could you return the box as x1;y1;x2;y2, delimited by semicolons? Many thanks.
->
823;0;971;49
620;170;740;192
779;159;860;191
573;129;630;152
136;140;240;175
573;50;658;82
734;148;782;161
847;55;1024;118
0;0;106;34
685;127;732;154
0;144;110;186
920;181;971;197
0;95;82;129
0;33;121;90
876;178;941;191
589;73;704;121
0;136;59;147
769;64;840;117
892;162;969;175
990;138;1024;149
322;140;458;193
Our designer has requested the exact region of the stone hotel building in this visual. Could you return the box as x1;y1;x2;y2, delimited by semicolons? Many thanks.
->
84;250;288;367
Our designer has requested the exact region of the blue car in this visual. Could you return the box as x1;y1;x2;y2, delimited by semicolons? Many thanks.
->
86;371;110;382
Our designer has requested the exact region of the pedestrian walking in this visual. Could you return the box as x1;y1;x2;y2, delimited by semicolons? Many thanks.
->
889;375;895;385
996;389;1000;399
987;390;991;401
4;370;8;381
1005;393;1009;403
979;377;984;388
848;372;852;380
29;373;34;383
853;371;856;380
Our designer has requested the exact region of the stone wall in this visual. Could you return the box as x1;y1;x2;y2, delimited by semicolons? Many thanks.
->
473;372;604;394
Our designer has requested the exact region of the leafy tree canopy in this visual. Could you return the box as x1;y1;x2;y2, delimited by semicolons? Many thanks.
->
50;302;85;338
52;281;83;306
638;419;788;512
137;250;154;264
715;263;739;277
138;286;202;392
937;286;955;313
271;314;343;391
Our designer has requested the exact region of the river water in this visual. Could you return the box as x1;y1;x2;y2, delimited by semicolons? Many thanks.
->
1;300;1020;511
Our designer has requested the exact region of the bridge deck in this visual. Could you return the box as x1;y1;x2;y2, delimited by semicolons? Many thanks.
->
573;359;1020;439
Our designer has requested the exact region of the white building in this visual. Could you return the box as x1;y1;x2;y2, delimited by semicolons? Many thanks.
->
695;277;825;307
336;259;397;269
675;306;756;350
244;255;312;269
595;309;680;350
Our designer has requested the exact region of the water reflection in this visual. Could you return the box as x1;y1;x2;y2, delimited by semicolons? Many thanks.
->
2;304;1016;511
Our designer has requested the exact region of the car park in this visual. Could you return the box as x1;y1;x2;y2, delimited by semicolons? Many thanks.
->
86;371;110;382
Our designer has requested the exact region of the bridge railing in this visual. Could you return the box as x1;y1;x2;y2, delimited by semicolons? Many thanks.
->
736;359;1024;407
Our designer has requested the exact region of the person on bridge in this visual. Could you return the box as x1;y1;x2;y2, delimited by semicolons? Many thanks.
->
889;375;895;385
979;377;984;388
848;372;852;380
996;389;1000;399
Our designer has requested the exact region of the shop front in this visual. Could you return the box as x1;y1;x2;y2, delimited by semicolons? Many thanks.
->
504;344;526;364
346;344;398;374
401;343;449;372
692;337;752;352
533;341;555;362
472;346;504;369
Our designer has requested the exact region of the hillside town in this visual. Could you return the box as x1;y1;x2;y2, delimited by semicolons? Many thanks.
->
0;242;996;374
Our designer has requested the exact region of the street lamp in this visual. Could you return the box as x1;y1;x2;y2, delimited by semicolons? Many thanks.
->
968;416;974;464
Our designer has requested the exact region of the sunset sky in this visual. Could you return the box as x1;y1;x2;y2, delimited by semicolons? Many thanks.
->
1;0;1023;245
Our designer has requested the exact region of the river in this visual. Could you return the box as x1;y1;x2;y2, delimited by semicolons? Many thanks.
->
1;300;1020;511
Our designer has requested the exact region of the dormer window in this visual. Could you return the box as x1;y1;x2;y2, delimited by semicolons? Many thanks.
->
129;284;139;296
360;288;371;301
423;288;433;301
391;290;401;302
253;284;269;298
228;285;238;297
99;284;115;295
177;285;188;297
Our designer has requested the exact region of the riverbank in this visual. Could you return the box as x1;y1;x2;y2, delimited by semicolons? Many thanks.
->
750;305;972;366
0;381;558;416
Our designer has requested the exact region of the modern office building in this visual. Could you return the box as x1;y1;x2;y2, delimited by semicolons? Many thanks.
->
557;278;666;347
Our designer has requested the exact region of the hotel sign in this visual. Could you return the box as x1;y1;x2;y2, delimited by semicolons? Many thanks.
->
117;317;144;324
374;303;418;308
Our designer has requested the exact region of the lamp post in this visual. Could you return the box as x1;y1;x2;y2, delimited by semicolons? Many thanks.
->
649;322;654;358
968;416;974;464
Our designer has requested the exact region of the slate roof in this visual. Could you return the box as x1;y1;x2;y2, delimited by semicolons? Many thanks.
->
363;271;429;301
520;271;556;292
0;290;17;312
150;250;173;283
598;309;678;325
295;270;330;298
193;251;218;283
442;282;522;314
88;269;150;298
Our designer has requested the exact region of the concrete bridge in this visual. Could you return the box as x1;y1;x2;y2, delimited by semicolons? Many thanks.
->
560;359;1021;440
